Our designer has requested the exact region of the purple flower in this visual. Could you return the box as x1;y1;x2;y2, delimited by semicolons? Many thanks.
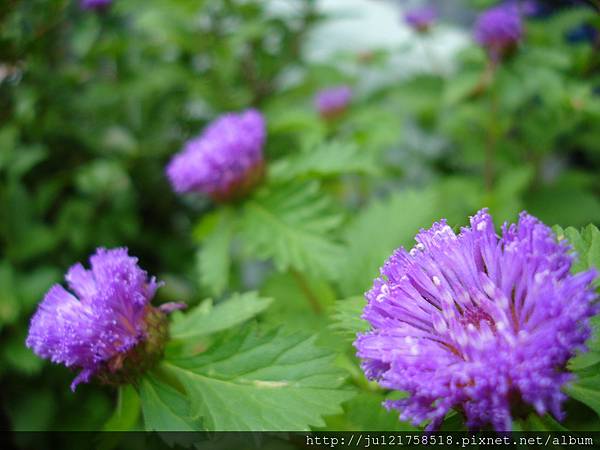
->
404;7;437;32
474;6;523;61
26;248;171;391
80;0;112;11
314;86;352;120
166;109;266;201
355;209;597;431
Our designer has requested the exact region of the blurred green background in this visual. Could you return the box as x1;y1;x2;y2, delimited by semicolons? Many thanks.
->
1;0;600;435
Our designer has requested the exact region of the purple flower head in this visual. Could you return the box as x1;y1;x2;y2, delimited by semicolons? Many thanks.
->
166;109;266;202
474;6;523;61
80;0;112;11
355;209;597;431
404;7;438;32
26;248;168;391
314;86;352;120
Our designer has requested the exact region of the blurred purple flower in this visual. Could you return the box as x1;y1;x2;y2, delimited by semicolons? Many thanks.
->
314;86;352;120
475;6;523;61
355;209;597;431
26;248;171;391
404;6;438;32
166;109;266;201
80;0;112;11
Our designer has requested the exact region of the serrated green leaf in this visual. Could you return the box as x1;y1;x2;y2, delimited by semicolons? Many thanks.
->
139;373;201;432
159;328;354;431
240;182;344;279
336;189;441;297
269;141;378;181
331;296;369;338
554;224;600;276
196;208;235;296
170;292;273;341
566;376;600;418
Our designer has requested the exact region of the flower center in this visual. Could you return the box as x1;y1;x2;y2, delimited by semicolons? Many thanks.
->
459;306;495;331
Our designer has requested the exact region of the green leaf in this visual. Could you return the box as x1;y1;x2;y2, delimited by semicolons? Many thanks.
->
103;386;141;431
554;224;600;279
324;392;417;431
566;376;600;418
159;327;354;431
569;350;600;374
517;413;568;432
331;296;369;338
336;189;441;297
259;271;336;333
196;208;235;296
169;292;273;341
139;373;201;432
240;182;344;279
269;141;378;181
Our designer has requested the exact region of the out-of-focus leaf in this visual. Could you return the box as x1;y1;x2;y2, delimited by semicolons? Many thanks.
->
0;262;19;328
269;140;378;181
240;182;344;279
331;296;369;338
196;208;235;296
336;189;441;297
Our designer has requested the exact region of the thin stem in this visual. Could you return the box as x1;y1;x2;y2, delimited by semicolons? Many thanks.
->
290;269;322;315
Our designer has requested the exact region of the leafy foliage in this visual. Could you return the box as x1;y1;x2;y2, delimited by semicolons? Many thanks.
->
269;140;378;181
335;189;443;297
554;224;600;280
331;296;369;338
195;208;236;297
142;328;353;431
240;181;344;279
4;0;600;438
169;292;273;341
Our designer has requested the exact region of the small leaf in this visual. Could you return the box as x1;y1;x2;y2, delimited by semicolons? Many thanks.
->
331;296;369;338
196;208;235;296
554;224;600;278
170;292;273;341
159;327;354;431
240;182;344;279
566;375;600;418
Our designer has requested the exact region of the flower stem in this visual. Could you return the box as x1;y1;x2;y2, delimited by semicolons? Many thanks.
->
290;269;322;315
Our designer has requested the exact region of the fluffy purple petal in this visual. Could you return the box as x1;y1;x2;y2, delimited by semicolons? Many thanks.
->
26;247;162;390
355;209;598;431
165;109;266;200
